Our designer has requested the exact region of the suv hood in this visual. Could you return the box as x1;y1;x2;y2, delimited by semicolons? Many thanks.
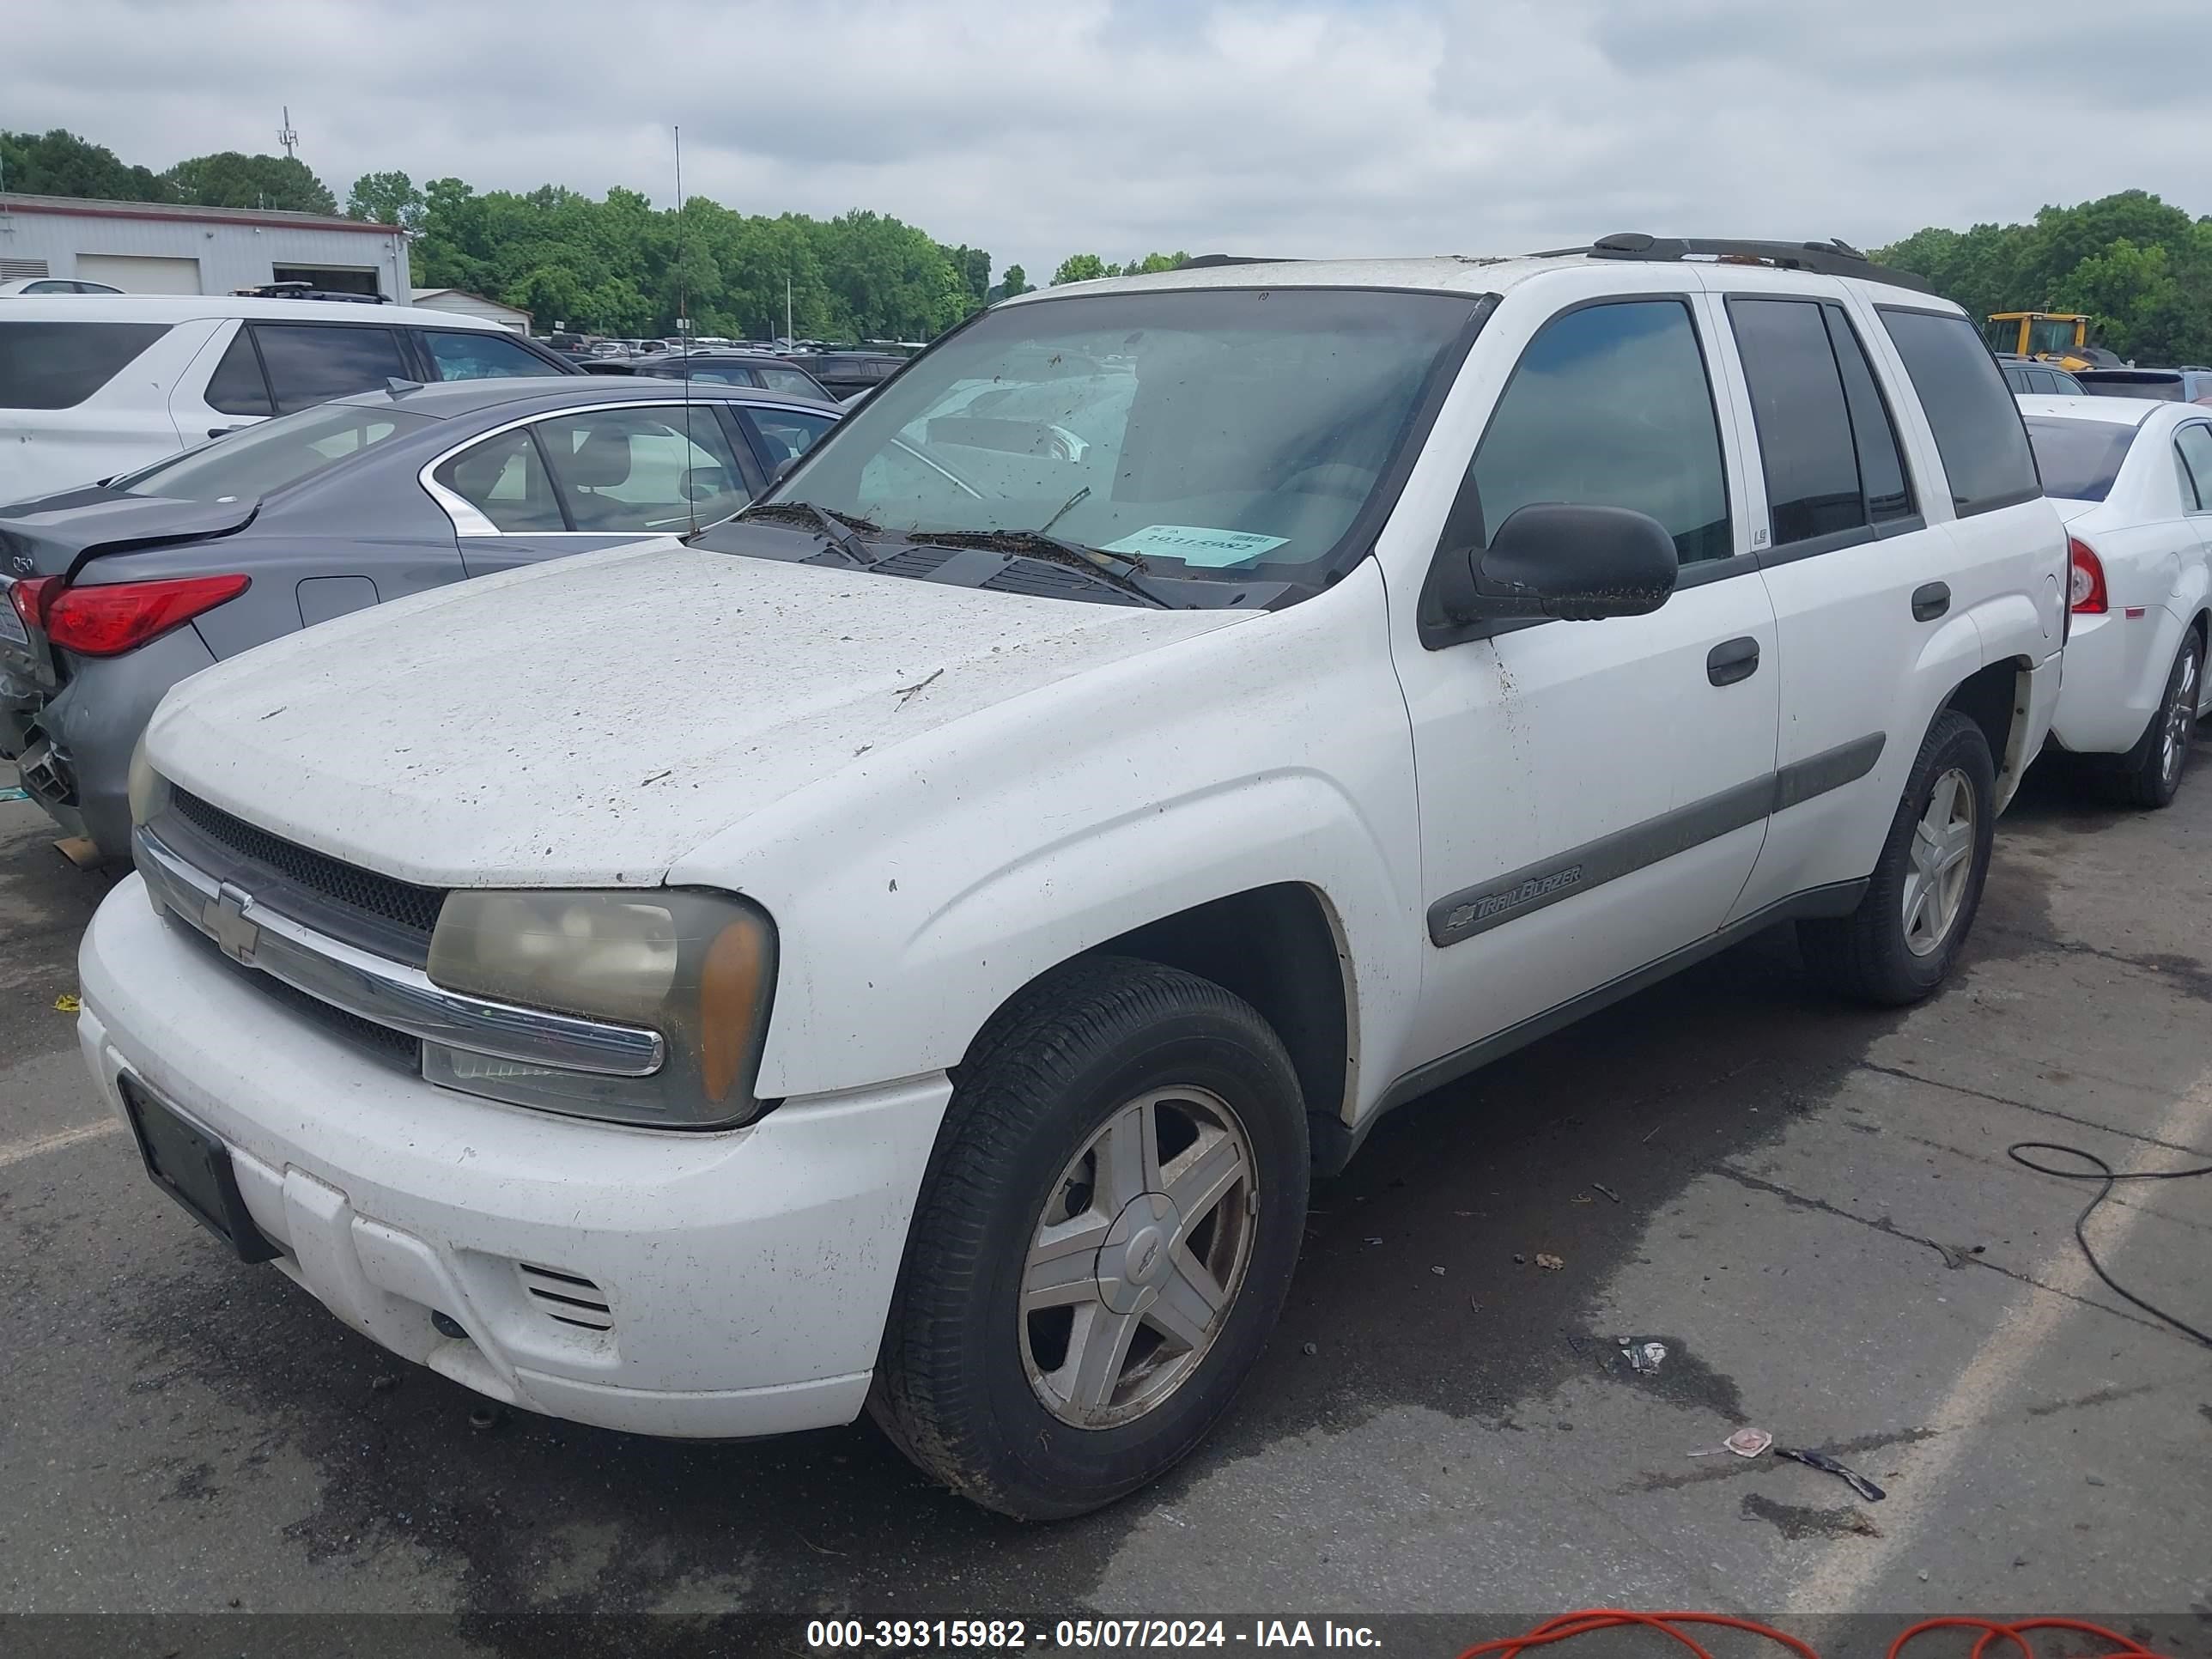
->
149;539;1248;887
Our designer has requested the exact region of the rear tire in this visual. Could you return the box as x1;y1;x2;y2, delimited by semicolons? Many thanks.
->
868;956;1309;1520
2102;630;2200;810
1799;708;1996;1006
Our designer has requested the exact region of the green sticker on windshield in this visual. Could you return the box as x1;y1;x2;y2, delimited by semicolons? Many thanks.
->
1100;525;1290;568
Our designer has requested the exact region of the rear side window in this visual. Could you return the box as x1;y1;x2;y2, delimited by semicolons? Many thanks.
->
422;331;563;381
204;329;273;416
434;428;567;532
0;321;170;410
2021;417;2136;503
2175;425;2212;510
1467;299;1732;564
252;324;410;414
757;366;826;398
1729;298;1866;546
1878;309;2041;516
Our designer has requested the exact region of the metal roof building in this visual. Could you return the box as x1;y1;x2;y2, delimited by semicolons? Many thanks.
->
0;193;408;300
409;287;532;332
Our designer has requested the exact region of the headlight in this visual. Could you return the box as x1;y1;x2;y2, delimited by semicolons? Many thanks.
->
424;888;775;1128
126;735;169;827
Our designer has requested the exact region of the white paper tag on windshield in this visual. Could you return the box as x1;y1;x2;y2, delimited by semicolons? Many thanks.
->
1100;525;1290;567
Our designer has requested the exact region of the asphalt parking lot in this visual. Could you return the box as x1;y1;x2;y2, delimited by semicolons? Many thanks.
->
2;756;2209;1656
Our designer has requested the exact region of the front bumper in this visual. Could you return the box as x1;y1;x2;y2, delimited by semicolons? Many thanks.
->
80;877;950;1438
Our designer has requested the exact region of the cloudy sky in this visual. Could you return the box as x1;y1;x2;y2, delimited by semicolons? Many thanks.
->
10;0;2209;279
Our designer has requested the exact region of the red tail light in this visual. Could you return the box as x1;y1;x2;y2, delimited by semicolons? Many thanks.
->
41;574;251;657
2068;538;2107;615
8;574;57;632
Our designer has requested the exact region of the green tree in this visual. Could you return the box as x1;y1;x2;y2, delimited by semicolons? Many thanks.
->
163;151;337;215
1052;253;1109;285
346;170;425;232
1876;191;2212;365
991;263;1031;301
0;128;162;200
1118;251;1188;276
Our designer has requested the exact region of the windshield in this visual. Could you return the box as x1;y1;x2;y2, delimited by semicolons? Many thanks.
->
116;402;433;502
2023;416;2137;501
770;287;1478;582
2027;318;2081;356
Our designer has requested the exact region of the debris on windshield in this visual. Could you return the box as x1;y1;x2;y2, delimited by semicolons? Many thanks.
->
894;668;945;705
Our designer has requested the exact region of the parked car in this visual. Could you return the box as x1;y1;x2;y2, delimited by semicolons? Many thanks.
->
626;349;834;402
82;236;2063;1520
0;276;126;296
786;349;909;398
2;377;837;860
2017;393;2212;804
1999;357;2085;396
0;295;580;505
2073;367;2212;404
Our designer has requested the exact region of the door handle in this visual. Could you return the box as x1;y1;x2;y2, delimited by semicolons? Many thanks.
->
1707;636;1760;686
1911;580;1951;622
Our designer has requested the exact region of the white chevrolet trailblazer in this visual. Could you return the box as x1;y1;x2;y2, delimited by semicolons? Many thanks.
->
82;236;2068;1518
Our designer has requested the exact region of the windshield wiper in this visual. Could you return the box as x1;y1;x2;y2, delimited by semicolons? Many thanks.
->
726;500;884;567
901;528;1177;610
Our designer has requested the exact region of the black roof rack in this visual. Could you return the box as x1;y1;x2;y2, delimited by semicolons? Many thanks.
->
1176;253;1301;270
1571;234;1935;295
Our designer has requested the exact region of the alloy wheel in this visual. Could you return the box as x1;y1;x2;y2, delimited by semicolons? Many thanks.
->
1019;1086;1257;1429
1903;766;1976;957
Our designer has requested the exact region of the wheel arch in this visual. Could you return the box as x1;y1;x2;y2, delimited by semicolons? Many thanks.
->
953;881;1359;1154
1943;655;2036;809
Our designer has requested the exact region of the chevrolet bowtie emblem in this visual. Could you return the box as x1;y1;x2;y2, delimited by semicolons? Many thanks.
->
204;883;259;961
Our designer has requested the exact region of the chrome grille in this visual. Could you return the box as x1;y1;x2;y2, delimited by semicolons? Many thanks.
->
167;790;445;960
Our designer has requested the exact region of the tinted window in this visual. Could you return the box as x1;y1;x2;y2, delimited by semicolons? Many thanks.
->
1878;309;2040;515
2175;425;2212;511
2021;417;2136;503
423;331;562;381
1729;299;1864;545
252;324;410;413
0;321;169;410
680;366;760;386
757;366;826;398
117;402;431;502
2078;374;2184;402
1468;299;1730;564
743;407;836;471
434;428;566;532
204;329;273;416
536;406;750;532
1825;305;1914;522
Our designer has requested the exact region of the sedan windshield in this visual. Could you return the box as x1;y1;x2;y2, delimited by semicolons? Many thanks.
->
116;402;433;503
2022;416;2136;502
770;287;1479;582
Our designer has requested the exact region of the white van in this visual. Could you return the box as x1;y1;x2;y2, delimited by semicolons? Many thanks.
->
0;295;578;504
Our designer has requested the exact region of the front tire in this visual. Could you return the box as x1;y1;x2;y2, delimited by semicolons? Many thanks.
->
868;957;1310;1520
2104;630;2201;810
1799;708;1996;1006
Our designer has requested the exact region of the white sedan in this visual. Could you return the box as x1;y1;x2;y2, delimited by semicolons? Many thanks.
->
2020;394;2212;805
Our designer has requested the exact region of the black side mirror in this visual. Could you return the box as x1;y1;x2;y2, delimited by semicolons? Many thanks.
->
1466;502;1679;622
